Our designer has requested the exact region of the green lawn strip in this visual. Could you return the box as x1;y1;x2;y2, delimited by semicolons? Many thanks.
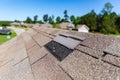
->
0;30;17;44
108;34;120;36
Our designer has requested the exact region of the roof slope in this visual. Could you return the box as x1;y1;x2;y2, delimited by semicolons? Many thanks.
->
0;26;120;80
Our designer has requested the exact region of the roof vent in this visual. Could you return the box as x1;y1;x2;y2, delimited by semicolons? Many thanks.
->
45;33;85;61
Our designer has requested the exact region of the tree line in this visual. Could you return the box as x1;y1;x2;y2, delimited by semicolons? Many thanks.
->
0;21;11;27
15;2;120;34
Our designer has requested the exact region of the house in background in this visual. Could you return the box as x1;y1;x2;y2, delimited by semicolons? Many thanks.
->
60;22;75;30
11;22;21;26
67;23;75;30
11;22;41;27
77;25;89;33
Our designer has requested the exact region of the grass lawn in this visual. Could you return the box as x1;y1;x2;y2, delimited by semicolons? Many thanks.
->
0;31;16;45
108;34;120;36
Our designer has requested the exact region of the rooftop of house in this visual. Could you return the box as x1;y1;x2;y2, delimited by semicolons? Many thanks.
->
77;24;90;30
0;25;120;80
60;22;71;29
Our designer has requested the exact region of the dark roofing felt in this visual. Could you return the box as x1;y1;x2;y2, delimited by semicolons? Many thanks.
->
0;26;120;80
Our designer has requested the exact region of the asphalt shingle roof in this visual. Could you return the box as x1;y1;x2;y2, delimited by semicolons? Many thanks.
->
0;25;120;80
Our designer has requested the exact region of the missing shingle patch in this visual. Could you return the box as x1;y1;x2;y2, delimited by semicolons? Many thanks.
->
45;34;85;61
45;41;73;61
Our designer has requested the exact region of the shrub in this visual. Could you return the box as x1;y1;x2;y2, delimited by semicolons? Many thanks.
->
52;24;61;29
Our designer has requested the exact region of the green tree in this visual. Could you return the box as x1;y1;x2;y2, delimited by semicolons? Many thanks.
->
14;20;20;23
70;15;81;28
100;13;118;34
76;16;81;25
48;15;54;24
51;15;54;21
81;10;97;32
43;14;48;23
96;14;102;32
61;19;66;23
70;15;75;23
100;14;111;34
33;15;38;24
25;17;32;23
116;16;120;32
100;3;118;34
56;16;61;24
38;20;43;24
102;2;113;15
64;10;69;22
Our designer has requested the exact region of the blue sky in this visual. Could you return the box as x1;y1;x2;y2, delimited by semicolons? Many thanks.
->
0;0;120;21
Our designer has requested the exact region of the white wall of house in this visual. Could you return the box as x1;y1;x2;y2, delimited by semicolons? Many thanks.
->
78;26;89;33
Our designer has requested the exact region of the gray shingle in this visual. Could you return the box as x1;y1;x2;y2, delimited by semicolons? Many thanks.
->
13;58;35;80
27;44;48;64
0;27;120;80
53;36;80;49
33;33;52;47
22;32;36;50
60;50;120;80
81;35;114;51
76;45;103;58
32;54;72;80
104;37;120;57
102;54;120;67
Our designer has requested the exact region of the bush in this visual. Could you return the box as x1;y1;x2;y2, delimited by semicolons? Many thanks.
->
52;24;61;29
100;28;108;34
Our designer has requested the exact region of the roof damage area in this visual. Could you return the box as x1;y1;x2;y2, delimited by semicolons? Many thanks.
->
0;26;120;80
